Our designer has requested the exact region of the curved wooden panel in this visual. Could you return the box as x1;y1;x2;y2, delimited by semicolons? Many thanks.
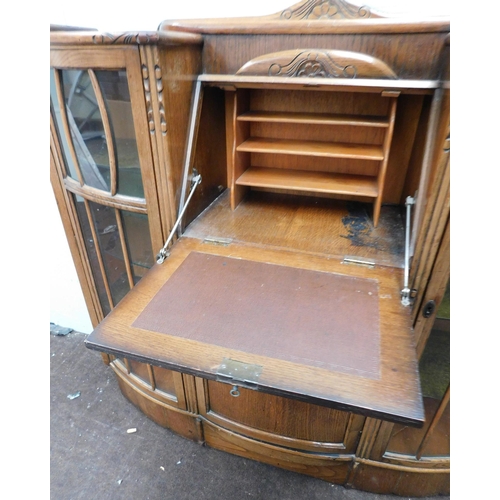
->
203;420;353;483
113;369;203;442
236;49;397;79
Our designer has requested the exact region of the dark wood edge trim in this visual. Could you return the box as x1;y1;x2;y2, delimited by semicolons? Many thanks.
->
50;30;203;47
199;74;440;92
84;339;425;427
159;18;450;35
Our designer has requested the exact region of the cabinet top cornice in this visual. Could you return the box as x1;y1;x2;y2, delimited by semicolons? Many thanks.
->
159;0;449;36
50;28;203;47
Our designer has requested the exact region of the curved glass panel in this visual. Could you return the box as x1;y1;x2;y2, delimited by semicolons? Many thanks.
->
72;194;112;316
61;70;110;191
50;69;80;181
121;211;154;283
95;70;144;198
88;201;130;307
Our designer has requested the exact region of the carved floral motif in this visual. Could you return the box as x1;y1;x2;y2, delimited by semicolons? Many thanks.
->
92;32;161;45
279;0;376;20
269;51;357;78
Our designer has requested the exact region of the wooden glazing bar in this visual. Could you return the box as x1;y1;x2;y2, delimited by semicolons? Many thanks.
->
83;198;115;309
63;177;148;213
115;208;135;290
88;69;117;195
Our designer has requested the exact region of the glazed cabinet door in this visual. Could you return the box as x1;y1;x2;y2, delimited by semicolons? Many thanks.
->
50;46;164;319
50;44;189;413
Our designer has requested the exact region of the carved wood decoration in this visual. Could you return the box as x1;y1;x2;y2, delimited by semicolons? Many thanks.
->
236;49;397;79
92;32;164;45
273;0;382;20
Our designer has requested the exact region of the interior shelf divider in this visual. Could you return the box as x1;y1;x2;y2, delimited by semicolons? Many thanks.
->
237;137;385;161
236;166;379;198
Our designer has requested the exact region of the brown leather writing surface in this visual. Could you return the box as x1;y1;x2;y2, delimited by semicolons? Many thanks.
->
133;251;380;379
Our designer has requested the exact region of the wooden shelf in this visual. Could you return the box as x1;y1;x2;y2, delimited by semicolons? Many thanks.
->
237;137;385;161
236;167;379;198
238;111;389;127
228;87;399;226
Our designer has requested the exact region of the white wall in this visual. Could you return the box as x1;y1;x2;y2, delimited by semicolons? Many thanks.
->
49;1;450;333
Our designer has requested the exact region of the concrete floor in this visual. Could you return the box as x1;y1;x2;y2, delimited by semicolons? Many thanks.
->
50;330;450;500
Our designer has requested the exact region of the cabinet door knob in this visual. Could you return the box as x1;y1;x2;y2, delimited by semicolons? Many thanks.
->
422;300;436;318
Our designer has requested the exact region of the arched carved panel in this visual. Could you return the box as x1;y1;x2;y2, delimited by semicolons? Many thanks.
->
236;49;397;79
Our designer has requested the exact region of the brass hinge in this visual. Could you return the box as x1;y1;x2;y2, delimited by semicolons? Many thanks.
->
216;358;262;392
342;256;375;269
203;237;233;247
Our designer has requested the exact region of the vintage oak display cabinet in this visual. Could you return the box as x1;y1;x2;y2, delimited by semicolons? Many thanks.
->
50;1;450;495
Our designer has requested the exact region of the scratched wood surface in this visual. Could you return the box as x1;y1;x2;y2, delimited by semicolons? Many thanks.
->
184;190;405;268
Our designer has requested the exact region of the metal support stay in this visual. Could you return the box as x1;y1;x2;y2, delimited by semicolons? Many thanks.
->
401;195;416;306
156;170;202;264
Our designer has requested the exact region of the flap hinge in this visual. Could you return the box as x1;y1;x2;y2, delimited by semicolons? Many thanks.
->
342;256;375;268
203;237;233;247
216;358;262;390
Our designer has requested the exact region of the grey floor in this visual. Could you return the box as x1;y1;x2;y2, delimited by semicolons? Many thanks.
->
50;330;450;500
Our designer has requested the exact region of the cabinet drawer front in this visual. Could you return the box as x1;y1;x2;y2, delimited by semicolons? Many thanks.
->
197;378;364;453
